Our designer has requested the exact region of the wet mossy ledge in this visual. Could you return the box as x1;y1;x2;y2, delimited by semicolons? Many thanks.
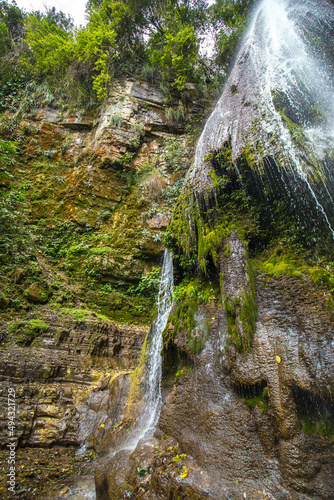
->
164;138;334;355
162;278;216;356
0;76;206;332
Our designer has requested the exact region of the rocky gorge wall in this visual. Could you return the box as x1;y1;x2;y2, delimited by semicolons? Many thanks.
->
0;76;210;498
1;1;334;497
95;233;334;500
93;1;334;499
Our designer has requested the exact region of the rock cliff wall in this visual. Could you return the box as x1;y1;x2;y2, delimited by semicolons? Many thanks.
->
0;76;209;498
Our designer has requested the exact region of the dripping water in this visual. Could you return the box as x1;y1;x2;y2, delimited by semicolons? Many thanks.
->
63;250;174;498
189;0;334;240
122;248;174;449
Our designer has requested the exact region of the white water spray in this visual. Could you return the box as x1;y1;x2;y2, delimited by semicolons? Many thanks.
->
132;248;174;440
187;0;334;238
113;249;174;454
64;251;173;499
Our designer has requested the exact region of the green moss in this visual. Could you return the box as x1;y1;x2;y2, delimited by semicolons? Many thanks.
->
57;307;92;321
223;258;257;355
244;138;266;170
165;278;216;354
263;261;302;278
204;152;213;162
309;267;334;290
175;368;185;378
260;248;304;278
224;244;231;258
164;193;195;255
88;247;114;255
244;386;269;414
215;147;232;168
197;218;231;272
278;110;325;184
8;318;49;345
301;416;334;442
257;248;334;291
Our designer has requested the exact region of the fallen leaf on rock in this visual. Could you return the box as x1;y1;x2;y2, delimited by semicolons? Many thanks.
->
179;467;188;478
59;486;69;496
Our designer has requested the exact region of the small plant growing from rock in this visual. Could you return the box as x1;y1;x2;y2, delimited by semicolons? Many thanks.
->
110;115;123;128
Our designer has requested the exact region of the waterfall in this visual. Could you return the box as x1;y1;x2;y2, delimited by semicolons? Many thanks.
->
65;251;173;499
132;248;174;439
113;249;174;453
185;0;334;241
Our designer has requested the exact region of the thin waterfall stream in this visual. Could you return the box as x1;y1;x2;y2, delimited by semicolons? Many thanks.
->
116;248;174;452
64;250;174;499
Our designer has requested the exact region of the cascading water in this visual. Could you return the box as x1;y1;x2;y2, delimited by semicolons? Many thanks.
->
64;251;173;499
121;248;174;450
185;0;334;243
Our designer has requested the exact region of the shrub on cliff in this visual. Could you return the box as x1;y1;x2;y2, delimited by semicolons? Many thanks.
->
0;0;254;107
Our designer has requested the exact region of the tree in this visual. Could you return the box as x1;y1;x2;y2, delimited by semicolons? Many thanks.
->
210;0;255;73
76;1;130;98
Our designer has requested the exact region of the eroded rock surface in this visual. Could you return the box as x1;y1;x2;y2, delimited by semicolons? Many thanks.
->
95;232;334;500
0;315;146;451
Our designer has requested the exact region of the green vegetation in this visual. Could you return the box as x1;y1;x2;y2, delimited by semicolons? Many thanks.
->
293;386;334;443
254;247;334;292
244;386;269;414
164;278;217;354
224;259;257;355
166;133;334;356
128;267;161;300
211;0;255;74
301;415;334;443
0;113;173;327
8;318;49;345
260;247;303;279
0;0;253;108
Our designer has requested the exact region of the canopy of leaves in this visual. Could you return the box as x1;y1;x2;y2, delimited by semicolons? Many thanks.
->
0;0;254;105
210;0;255;72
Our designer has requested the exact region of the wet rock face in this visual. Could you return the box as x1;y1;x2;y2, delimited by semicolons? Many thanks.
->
183;0;334;248
93;235;333;500
0;316;146;449
157;241;334;499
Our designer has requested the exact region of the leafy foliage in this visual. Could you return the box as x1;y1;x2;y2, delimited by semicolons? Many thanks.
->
150;17;198;90
128;267;161;299
0;0;253;106
0;139;16;174
210;0;255;73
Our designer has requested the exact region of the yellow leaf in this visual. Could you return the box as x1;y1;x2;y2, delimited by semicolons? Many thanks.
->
276;356;281;363
180;467;188;479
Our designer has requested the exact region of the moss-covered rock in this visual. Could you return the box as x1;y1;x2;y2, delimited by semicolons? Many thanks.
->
25;283;49;304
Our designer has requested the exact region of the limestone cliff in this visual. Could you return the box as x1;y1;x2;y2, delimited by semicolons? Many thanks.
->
1;1;334;499
0;77;208;498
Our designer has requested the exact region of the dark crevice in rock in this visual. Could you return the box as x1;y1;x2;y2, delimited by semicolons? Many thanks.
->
291;384;334;440
235;380;267;400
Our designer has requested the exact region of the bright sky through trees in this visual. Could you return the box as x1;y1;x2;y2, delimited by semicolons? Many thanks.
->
12;0;87;26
